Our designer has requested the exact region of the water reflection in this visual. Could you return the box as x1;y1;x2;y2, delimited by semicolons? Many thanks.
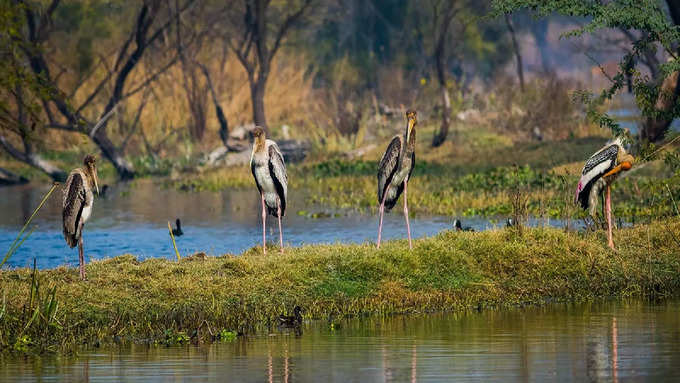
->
2;300;679;382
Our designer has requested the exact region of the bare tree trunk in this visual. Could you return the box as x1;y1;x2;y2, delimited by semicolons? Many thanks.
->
505;14;525;92
432;45;451;148
639;0;680;142
0;166;28;186
229;0;312;134
251;78;268;129
432;86;451;148
199;64;229;147
0;135;67;181
89;129;134;179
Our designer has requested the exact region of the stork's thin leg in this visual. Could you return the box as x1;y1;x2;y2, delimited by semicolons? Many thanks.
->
277;203;284;253
606;185;615;250
78;236;85;280
377;187;389;249
403;179;412;250
261;194;267;255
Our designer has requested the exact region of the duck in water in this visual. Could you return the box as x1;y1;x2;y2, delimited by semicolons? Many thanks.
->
278;306;303;327
453;219;474;232
171;218;184;236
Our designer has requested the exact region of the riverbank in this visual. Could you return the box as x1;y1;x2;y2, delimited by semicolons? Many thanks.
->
1;218;679;354
166;139;679;221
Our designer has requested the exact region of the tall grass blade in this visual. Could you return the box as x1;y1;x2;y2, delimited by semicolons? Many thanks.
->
1;183;59;268
168;221;181;261
0;290;5;321
665;183;679;217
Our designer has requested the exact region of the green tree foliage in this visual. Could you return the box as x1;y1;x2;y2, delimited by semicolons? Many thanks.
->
492;0;680;143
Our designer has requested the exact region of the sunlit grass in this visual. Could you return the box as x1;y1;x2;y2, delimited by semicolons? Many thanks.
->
1;218;679;354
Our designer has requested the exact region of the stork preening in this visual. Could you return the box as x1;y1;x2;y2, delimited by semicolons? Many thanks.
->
250;127;288;255
62;154;99;280
377;109;417;249
575;137;634;250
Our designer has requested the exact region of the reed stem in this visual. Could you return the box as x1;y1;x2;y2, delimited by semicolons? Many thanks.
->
1;183;59;268
168;221;181;261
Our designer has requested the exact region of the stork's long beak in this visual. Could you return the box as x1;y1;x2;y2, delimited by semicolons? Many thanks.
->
603;160;633;178
406;117;415;142
93;170;100;195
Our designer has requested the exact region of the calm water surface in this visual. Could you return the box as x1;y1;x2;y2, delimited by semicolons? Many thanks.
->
0;181;576;269
1;300;679;382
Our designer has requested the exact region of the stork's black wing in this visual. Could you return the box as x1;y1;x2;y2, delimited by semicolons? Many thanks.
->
268;143;288;216
377;136;402;204
575;144;618;209
62;172;86;248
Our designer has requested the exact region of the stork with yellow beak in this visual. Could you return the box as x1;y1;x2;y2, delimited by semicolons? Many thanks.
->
250;127;288;255
377;109;417;249
62;154;99;280
575;137;634;250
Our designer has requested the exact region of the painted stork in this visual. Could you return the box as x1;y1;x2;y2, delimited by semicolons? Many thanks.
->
377;109;417;249
250;127;288;255
62;154;99;280
575;137;634;250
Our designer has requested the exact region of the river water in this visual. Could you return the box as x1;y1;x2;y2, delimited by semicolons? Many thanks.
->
0;181;576;270
1;299;679;382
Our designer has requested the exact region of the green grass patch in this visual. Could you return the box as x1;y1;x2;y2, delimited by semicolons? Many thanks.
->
1;218;680;355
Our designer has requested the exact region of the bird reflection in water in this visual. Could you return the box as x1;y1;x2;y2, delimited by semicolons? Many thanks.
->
266;340;295;382
586;316;619;383
411;342;417;383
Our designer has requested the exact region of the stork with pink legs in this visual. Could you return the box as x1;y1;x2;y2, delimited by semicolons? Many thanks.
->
575;137;634;250
376;109;417;249
250;127;288;255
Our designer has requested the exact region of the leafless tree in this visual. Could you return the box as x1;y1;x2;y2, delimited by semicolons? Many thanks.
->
425;0;468;148
505;13;524;92
227;0;315;132
13;0;197;179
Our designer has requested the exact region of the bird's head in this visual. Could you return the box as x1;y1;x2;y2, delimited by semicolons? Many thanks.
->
251;126;266;147
405;109;417;141
83;154;99;195
620;153;634;171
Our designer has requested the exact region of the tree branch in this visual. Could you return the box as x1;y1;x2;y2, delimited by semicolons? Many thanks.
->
269;0;313;62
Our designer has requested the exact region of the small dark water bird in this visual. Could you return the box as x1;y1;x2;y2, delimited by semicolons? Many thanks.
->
250;127;288;255
575;137;634;250
377;109;417;249
62;154;99;280
99;184;109;198
171;218;184;236
278;306;303;327
506;218;515;228
453;219;474;232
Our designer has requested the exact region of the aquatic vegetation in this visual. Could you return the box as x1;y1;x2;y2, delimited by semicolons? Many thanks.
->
217;329;237;342
1;218;679;354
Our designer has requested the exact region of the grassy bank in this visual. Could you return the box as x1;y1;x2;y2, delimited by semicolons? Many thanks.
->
1;218;679;354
